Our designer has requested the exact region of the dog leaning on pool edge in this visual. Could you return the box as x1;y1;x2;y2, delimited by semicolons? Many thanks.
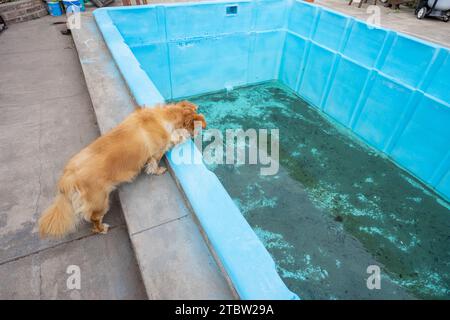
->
38;101;206;238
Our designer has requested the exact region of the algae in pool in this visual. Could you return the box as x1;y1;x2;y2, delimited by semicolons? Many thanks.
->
184;82;449;299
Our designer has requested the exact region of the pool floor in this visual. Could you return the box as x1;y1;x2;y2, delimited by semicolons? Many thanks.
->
186;82;450;300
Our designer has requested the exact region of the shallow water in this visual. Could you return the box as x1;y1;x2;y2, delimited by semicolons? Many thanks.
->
185;82;450;299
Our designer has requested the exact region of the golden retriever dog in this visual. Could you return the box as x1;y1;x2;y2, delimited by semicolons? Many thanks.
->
38;101;206;238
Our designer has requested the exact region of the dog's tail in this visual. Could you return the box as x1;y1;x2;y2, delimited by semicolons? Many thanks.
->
39;177;79;238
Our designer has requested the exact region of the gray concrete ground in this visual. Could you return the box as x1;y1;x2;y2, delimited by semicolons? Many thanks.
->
0;15;147;299
317;0;450;47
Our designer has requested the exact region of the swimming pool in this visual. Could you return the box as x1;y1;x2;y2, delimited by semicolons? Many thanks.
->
189;81;449;299
94;0;450;299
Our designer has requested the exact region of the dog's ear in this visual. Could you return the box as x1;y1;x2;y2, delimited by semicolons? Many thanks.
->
193;114;207;129
182;108;195;128
177;100;198;112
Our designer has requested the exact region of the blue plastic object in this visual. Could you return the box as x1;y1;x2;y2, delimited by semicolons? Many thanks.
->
62;0;85;13
94;0;450;299
47;1;63;16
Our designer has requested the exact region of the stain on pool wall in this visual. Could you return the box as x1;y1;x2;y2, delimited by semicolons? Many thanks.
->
187;82;450;299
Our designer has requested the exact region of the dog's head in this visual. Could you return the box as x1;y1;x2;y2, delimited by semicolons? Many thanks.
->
170;101;207;135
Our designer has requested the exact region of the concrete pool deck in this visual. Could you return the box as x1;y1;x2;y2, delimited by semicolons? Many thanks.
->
0;15;146;299
316;0;450;48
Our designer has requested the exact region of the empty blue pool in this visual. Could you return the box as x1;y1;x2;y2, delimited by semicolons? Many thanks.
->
94;0;450;299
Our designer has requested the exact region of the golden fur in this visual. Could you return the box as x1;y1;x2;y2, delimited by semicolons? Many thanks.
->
38;101;206;238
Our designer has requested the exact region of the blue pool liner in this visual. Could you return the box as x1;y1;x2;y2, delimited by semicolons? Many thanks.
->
94;0;450;299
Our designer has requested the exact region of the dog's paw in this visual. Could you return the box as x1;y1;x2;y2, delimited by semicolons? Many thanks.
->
92;223;109;234
155;167;167;175
145;161;167;175
144;164;153;175
144;161;157;175
100;223;109;234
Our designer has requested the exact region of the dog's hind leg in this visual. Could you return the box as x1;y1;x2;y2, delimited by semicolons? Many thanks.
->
91;210;109;234
88;191;110;234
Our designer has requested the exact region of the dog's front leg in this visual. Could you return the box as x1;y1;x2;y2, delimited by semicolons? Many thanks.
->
145;157;167;175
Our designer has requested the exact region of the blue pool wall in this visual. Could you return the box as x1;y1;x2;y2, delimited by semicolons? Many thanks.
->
94;0;450;300
280;1;450;202
107;0;289;99
102;0;450;202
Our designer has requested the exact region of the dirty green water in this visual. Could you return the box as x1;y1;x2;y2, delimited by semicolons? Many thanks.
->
184;82;450;299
